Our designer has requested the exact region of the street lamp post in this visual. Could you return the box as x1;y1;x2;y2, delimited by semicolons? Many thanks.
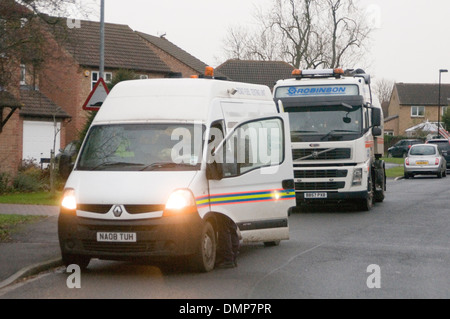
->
99;0;105;79
438;69;448;138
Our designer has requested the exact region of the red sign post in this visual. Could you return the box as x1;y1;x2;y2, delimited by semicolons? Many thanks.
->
82;78;110;111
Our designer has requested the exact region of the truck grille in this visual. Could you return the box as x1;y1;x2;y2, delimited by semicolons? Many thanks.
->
295;181;345;191
292;148;351;161
294;169;348;179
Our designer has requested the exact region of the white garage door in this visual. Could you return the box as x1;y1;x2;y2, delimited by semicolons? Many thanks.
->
23;121;61;165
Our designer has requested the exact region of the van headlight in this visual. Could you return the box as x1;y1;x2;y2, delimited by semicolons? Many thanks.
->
352;168;363;186
61;188;77;211
164;189;197;216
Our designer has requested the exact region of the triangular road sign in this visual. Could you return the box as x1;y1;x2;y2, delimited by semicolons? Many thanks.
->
82;77;110;111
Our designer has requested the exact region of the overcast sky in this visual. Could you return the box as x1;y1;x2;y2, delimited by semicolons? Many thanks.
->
70;0;450;85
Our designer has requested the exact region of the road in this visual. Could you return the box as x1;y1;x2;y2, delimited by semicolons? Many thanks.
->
1;177;449;300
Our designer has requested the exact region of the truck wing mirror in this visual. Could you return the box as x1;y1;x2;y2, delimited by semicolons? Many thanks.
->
372;108;382;127
372;127;382;137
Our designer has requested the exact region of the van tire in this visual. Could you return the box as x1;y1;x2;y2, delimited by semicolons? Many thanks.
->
264;241;280;247
191;221;216;272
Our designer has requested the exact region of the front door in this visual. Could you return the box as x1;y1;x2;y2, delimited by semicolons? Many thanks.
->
207;115;295;243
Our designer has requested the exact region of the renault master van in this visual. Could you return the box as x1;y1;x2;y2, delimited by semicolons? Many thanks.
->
58;75;296;272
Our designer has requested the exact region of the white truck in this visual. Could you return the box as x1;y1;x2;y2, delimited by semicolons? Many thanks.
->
273;68;386;211
58;71;296;272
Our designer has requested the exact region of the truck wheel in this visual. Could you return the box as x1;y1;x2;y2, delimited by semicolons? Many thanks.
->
191;221;216;272
62;253;90;270
359;177;373;211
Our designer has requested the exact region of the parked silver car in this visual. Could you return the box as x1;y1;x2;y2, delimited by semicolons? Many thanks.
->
404;144;447;179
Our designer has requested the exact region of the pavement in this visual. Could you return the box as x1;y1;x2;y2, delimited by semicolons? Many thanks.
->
0;204;62;289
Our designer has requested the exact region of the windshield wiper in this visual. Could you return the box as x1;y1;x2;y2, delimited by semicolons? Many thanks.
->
320;130;359;141
292;130;318;134
90;161;145;171
140;162;199;171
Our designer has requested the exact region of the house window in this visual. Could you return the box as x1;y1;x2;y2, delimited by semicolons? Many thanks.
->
411;106;425;117
384;131;394;136
20;64;26;85
442;106;448;116
91;71;112;90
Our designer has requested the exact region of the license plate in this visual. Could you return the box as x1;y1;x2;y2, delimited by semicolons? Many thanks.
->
416;161;428;165
97;232;136;242
304;192;328;199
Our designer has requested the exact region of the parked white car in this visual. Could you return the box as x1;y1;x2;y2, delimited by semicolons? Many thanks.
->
404;144;447;179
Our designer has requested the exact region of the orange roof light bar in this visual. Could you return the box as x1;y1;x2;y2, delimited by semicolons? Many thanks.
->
292;69;302;76
333;68;344;75
205;66;214;77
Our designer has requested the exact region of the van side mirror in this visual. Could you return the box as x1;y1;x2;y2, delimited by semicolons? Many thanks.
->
372;108;381;127
206;162;223;180
59;154;74;179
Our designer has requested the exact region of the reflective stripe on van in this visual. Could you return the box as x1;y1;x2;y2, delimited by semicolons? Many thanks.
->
196;189;295;208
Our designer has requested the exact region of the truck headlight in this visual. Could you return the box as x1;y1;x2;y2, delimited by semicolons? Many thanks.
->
352;168;363;186
164;189;197;216
61;188;77;211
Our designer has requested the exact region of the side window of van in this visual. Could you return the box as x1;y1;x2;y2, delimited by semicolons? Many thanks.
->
223;117;284;177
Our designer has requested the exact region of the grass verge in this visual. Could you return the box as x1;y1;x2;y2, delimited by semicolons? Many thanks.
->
0;191;61;206
0;214;46;242
382;157;404;178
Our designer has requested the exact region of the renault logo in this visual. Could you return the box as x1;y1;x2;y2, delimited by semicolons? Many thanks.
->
113;205;123;217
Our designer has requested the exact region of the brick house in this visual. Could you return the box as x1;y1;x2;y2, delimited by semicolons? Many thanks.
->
136;32;220;78
39;19;172;145
385;83;450;136
215;60;295;90
1;17;216;178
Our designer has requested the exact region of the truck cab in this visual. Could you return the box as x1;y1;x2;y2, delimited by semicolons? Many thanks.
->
273;68;386;210
58;73;296;272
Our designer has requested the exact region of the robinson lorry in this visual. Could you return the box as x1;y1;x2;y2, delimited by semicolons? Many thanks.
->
58;69;296;272
273;68;386;211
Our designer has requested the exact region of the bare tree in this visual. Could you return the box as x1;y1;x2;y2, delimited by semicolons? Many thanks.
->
0;0;88;90
221;0;373;69
373;78;394;117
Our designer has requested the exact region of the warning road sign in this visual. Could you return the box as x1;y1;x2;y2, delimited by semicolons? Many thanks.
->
82;78;110;111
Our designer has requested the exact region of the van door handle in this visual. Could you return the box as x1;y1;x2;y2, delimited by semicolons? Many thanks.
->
282;179;295;190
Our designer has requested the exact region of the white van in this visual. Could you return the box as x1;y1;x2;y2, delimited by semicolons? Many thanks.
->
58;75;296;272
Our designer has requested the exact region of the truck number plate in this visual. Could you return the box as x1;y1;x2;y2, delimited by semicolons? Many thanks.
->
97;232;136;242
304;192;328;199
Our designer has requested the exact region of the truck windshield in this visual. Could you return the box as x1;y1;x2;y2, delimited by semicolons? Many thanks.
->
285;105;363;142
77;123;205;171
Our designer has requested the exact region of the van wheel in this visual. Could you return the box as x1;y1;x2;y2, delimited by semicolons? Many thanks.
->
191;221;216;272
62;253;90;270
264;241;280;247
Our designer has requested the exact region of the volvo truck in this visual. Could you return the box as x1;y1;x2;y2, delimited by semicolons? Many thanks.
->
273;68;386;211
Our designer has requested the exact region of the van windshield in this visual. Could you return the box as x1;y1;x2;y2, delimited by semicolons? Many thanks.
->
77;123;205;171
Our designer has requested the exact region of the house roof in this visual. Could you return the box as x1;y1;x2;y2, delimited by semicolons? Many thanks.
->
395;83;450;106
62;20;170;73
19;87;70;119
0;91;22;108
216;60;295;88
136;32;220;77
